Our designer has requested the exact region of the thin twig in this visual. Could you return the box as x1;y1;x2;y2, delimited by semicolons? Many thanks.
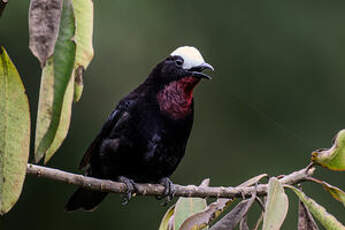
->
26;163;315;199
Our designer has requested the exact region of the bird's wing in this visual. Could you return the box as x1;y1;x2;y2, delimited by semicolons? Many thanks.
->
79;100;134;170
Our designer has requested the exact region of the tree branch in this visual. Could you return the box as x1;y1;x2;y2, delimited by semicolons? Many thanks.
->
26;163;315;199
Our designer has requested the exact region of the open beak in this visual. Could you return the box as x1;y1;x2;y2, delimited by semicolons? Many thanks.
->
189;62;214;80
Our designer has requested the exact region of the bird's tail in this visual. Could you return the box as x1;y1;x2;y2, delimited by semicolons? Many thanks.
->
65;188;108;212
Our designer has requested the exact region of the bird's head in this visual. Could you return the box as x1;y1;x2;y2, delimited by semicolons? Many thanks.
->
147;46;214;94
150;46;214;87
150;46;214;119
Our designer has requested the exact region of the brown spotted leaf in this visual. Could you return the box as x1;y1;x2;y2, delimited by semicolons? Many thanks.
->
29;0;63;67
35;0;76;163
298;200;319;230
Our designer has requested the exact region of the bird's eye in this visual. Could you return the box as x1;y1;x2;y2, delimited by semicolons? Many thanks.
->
175;59;184;67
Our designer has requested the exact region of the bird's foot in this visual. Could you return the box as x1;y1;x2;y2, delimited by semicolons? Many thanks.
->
156;177;176;206
118;176;138;206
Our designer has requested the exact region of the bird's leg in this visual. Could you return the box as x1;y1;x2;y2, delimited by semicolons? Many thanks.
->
118;176;138;206
156;177;176;205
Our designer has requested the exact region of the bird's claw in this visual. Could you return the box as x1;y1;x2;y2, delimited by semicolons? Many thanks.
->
156;177;176;206
118;176;137;206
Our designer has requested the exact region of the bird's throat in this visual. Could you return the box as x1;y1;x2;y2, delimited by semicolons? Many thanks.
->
157;76;200;119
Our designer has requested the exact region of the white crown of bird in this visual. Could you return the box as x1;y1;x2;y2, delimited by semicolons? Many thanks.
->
170;46;205;70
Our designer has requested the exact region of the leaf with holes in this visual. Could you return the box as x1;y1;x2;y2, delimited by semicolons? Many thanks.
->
71;0;94;102
35;0;76;163
0;47;30;215
311;129;345;171
287;185;345;230
262;177;289;230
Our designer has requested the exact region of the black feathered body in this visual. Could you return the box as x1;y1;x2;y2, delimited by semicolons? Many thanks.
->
83;83;194;183
65;55;205;211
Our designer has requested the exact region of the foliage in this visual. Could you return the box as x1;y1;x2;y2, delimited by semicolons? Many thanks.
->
0;47;30;214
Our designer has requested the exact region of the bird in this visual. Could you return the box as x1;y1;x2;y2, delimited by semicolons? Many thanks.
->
65;46;214;211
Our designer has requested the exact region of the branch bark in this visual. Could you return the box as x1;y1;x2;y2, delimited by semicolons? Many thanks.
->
26;163;315;199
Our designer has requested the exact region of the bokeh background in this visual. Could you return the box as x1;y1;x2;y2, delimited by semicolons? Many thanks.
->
1;0;345;229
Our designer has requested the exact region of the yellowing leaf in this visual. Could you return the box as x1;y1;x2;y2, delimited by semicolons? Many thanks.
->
179;199;234;230
208;195;256;230
262;177;289;230
35;0;76;163
174;180;209;230
311;129;345;171
321;182;345;207
71;0;94;102
0;47;30;215
159;205;175;230
287;186;345;230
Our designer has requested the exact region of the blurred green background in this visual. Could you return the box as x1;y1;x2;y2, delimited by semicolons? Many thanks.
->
1;0;345;229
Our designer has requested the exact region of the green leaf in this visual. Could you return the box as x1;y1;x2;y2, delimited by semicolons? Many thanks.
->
159;205;175;230
35;0;76;163
44;73;75;163
0;47;30;215
174;179;209;230
262;177;289;230
311;129;345;171
298;200;319;230
29;0;63;67
71;0;94;102
287;185;345;230
321;182;345;207
208;194;256;230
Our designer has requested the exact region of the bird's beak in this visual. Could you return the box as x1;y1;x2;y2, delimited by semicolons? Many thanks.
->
190;62;214;80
